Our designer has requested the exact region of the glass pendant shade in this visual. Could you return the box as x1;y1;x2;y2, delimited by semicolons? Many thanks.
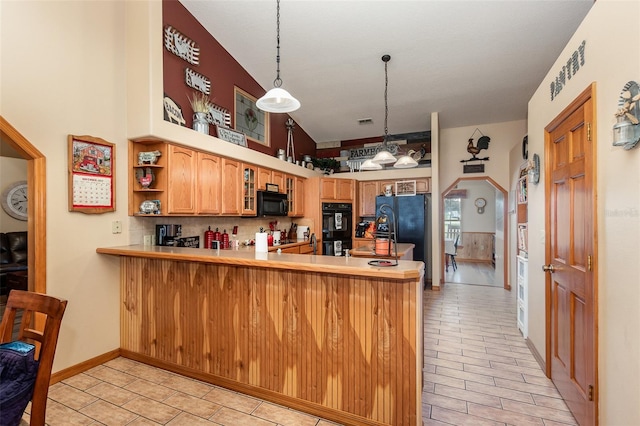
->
371;149;397;164
257;87;300;113
393;155;419;168
360;159;383;170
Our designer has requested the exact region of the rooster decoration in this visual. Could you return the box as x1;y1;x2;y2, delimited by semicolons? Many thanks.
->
462;135;491;162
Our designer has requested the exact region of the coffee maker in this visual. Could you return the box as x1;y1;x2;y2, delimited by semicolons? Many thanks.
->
355;221;369;238
156;224;182;246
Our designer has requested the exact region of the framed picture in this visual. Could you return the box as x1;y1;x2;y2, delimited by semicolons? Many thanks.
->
234;86;270;146
68;135;115;214
395;180;417;196
265;183;279;192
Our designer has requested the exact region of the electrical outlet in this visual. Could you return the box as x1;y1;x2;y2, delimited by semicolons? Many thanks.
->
112;220;122;234
143;235;152;245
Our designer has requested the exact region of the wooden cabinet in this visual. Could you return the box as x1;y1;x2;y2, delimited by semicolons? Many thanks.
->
257;167;272;191
167;145;196;214
358;181;379;217
415;178;430;193
285;175;304;217
271;170;285;193
221;158;241;215
242;164;257;216
129;140;306;217
197;152;221;214
130;141;166;216
320;178;354;201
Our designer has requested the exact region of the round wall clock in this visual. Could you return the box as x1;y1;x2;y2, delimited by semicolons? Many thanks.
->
1;180;28;221
474;197;487;214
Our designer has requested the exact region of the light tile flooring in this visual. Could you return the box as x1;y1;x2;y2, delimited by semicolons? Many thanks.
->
444;260;500;287
423;283;576;425
22;283;575;425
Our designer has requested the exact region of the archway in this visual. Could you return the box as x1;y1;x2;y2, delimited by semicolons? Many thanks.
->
441;176;508;289
1;116;46;294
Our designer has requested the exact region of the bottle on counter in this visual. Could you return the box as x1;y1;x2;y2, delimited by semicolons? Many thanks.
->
267;232;274;247
204;226;214;249
222;229;229;249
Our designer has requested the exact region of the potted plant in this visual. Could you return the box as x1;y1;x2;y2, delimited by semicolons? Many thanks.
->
311;157;339;174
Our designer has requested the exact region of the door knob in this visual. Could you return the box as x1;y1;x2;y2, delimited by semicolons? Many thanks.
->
542;264;555;273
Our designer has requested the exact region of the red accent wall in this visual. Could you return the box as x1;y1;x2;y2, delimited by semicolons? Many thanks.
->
162;0;316;159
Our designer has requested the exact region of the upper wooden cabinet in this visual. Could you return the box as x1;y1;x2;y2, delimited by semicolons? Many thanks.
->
220;158;241;215
197;152;221;214
257;167;272;191
167;145;196;214
285;175;305;217
272;170;285;193
320;178;355;201
358;181;379;217
242;164;257;216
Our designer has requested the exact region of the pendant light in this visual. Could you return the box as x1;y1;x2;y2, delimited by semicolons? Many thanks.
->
257;0;300;113
371;54;397;164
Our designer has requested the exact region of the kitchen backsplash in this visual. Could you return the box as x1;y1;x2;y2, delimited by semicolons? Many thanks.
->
129;216;314;246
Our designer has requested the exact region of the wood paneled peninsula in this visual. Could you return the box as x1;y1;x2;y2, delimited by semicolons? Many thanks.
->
97;245;424;425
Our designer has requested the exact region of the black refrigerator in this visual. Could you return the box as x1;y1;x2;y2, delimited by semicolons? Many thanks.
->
376;194;432;283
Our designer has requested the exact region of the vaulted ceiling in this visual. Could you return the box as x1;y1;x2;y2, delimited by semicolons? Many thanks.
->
181;0;593;144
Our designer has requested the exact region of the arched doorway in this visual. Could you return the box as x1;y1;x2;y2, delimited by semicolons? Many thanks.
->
1;116;46;294
441;176;508;289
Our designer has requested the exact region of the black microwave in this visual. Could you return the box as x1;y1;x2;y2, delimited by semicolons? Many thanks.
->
257;190;288;217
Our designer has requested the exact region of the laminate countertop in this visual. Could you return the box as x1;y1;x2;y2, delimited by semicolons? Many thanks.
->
96;244;424;280
350;242;416;259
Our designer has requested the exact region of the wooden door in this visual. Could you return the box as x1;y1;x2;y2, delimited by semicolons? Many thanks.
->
358;181;379;216
545;85;597;426
167;145;196;214
196;152;221;214
221;158;241;215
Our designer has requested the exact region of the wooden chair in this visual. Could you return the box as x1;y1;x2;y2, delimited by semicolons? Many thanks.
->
0;290;67;426
445;235;459;272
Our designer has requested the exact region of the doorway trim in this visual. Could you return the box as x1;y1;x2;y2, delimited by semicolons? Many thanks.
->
1;116;46;294
441;176;508;289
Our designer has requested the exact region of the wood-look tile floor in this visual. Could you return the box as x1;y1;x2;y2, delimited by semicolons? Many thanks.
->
423;283;577;425
20;283;575;425
445;260;500;287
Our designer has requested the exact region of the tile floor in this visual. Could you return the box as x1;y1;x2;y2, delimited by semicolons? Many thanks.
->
444;260;499;287
423;283;576;425
22;283;576;425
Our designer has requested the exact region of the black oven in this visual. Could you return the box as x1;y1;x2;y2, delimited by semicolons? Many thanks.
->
321;202;352;256
257;190;288;217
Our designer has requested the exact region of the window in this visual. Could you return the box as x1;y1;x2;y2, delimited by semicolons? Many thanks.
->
444;197;461;240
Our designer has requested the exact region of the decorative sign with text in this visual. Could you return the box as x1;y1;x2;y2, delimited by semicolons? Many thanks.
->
550;40;586;101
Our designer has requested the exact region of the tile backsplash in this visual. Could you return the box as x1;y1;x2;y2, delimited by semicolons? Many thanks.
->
129;216;315;246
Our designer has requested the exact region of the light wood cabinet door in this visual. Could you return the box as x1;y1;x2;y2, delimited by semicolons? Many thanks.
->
167;145;196;214
197;152;221;214
271;170;285;193
294;176;305;216
319;178;336;199
242;163;257;216
336;179;354;200
358;181;379;217
415;178;430;193
221;158;241;215
257;167;272;191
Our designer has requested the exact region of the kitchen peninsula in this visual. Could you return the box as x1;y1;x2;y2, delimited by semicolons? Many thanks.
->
97;245;424;426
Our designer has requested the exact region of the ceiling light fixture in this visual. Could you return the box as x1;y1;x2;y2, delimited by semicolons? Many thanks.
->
371;54;397;165
256;0;300;113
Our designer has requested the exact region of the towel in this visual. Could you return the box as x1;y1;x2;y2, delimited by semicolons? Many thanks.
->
334;240;342;256
335;213;342;230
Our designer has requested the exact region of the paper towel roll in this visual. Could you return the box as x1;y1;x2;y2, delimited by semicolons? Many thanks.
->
255;232;268;252
297;226;309;240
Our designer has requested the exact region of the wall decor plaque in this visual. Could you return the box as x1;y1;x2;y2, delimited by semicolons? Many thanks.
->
216;125;247;147
164;25;200;65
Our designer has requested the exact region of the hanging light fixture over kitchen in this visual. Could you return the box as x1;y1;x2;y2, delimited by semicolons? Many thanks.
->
361;55;418;171
257;0;300;113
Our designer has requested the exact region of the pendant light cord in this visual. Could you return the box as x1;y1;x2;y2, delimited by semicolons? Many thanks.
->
382;54;391;145
274;0;282;88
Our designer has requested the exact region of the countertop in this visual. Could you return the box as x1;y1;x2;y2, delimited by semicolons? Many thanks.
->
350;242;415;258
97;244;424;280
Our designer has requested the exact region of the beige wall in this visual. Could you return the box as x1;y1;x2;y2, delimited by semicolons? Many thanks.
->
1;1;128;370
0;157;28;232
526;0;640;423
